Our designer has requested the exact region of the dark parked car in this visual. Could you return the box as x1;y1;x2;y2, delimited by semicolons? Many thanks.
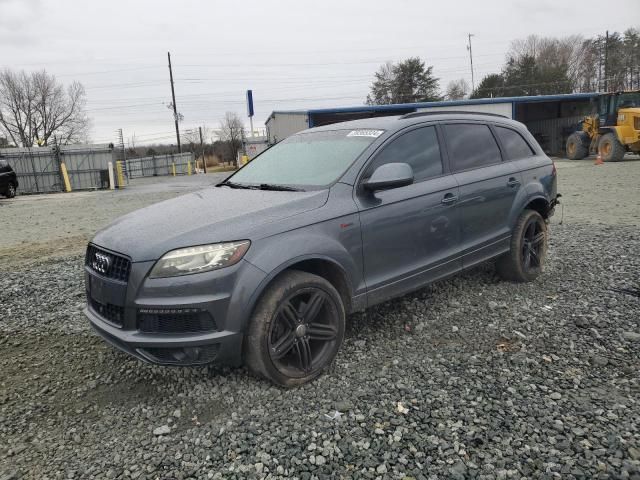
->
84;112;559;386
0;159;18;198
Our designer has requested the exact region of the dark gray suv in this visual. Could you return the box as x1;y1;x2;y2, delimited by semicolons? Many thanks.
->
84;112;558;386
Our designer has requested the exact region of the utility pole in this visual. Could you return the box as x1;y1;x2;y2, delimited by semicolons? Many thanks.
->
167;52;182;153
604;31;609;92
199;126;207;174
597;37;602;92
117;128;128;180
467;33;475;93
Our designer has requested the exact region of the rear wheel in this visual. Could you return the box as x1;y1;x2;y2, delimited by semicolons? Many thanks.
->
598;133;626;162
496;209;548;283
566;132;589;160
244;270;345;387
5;182;16;198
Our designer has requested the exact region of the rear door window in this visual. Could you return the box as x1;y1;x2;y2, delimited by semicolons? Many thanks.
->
443;123;502;172
495;126;534;160
365;126;443;182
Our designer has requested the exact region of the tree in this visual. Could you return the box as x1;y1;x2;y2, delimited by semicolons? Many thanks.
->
366;57;440;105
0;69;89;147
218;112;245;164
366;62;395;105
446;79;469;100
470;74;505;98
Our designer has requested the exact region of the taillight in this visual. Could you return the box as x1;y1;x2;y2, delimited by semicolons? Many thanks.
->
552;161;557;176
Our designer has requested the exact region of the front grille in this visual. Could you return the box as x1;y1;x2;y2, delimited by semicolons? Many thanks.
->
89;296;124;327
137;309;217;334
138;344;220;365
86;245;131;282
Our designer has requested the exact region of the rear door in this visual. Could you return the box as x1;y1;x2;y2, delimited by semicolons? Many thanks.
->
355;125;461;305
442;122;524;268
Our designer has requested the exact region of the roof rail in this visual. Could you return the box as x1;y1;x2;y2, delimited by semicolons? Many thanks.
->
399;110;508;120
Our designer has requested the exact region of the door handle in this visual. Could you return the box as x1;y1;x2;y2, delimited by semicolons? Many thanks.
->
507;177;521;188
441;193;458;205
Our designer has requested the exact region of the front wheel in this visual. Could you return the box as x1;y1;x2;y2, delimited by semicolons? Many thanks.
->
244;270;345;387
496;209;548;282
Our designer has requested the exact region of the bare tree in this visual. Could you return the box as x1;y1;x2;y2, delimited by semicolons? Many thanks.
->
0;69;89;147
182;129;200;153
218;112;245;165
446;79;469;100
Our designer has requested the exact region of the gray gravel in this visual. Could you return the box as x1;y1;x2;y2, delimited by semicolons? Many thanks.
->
2;161;640;479
1;221;639;479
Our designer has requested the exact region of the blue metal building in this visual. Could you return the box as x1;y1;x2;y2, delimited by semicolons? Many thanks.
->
265;92;600;155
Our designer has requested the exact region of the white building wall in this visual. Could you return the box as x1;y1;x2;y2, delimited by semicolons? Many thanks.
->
417;102;513;119
266;113;309;144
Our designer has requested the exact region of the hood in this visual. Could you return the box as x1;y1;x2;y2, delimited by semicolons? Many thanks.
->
92;186;329;261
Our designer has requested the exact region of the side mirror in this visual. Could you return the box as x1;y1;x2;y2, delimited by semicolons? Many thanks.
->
363;163;414;191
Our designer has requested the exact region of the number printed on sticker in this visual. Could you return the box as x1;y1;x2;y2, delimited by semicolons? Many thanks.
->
347;130;384;138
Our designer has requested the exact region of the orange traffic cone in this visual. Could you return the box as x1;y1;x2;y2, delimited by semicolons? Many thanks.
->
594;153;604;165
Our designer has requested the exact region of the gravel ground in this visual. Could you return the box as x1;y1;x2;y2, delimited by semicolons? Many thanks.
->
1;161;639;479
0;174;227;268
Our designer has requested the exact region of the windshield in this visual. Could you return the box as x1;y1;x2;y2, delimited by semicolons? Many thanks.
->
226;129;382;189
618;93;640;108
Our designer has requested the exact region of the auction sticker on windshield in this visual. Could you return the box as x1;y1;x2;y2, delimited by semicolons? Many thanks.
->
347;129;384;138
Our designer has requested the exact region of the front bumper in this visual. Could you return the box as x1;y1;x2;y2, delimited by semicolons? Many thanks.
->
86;306;243;366
83;248;267;367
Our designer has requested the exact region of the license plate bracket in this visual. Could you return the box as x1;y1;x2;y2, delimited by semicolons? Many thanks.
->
86;270;127;307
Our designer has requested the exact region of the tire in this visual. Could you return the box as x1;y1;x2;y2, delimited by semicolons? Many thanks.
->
4;182;16;198
496;209;548;283
598;132;626;162
566;132;589;160
244;270;346;387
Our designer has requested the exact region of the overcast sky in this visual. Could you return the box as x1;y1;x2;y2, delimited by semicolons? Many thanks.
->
1;0;638;145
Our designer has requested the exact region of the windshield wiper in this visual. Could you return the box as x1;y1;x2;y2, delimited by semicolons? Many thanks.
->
258;183;303;192
217;180;302;191
217;181;260;190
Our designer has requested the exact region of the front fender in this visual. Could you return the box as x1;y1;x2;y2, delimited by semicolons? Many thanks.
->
240;220;364;328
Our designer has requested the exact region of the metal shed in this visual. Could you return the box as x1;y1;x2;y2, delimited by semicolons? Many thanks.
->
265;92;600;156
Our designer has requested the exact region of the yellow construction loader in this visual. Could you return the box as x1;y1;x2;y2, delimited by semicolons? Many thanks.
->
566;91;640;162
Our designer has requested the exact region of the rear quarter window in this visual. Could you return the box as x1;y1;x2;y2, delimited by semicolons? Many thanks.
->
495;126;535;160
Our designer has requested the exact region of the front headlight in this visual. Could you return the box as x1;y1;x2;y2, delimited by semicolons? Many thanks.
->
149;241;250;278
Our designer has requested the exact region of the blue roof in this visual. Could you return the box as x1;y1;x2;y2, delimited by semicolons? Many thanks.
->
267;92;600;119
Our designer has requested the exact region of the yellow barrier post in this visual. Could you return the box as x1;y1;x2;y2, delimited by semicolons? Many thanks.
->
59;162;72;192
115;161;125;188
172;163;176;176
187;161;192;176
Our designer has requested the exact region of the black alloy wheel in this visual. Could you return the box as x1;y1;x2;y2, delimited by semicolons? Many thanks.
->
245;270;346;387
268;287;339;377
521;217;546;272
496;209;547;283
